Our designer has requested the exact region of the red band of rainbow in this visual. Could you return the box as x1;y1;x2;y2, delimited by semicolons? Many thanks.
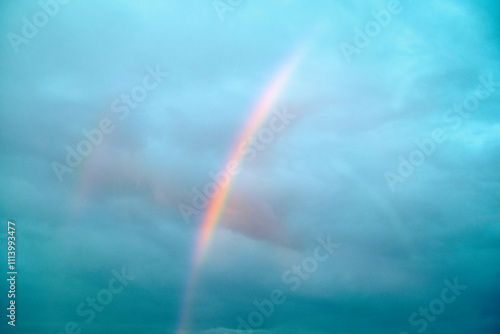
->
176;45;306;334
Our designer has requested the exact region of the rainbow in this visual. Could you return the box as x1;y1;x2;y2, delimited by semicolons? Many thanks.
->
176;45;306;334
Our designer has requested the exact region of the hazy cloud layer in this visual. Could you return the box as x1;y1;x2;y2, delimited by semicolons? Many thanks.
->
1;0;499;333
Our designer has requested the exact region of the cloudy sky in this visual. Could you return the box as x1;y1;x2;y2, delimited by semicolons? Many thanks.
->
1;0;499;333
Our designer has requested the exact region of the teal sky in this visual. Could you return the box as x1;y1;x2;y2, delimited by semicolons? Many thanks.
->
1;1;499;333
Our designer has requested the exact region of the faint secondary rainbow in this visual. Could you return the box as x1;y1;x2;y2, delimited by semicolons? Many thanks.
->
176;45;306;334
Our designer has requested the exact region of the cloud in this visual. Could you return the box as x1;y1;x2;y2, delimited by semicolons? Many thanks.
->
0;0;499;333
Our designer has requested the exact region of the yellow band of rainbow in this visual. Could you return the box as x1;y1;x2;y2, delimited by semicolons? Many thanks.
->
176;44;306;334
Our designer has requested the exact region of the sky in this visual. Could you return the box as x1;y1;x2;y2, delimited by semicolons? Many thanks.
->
0;0;499;333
